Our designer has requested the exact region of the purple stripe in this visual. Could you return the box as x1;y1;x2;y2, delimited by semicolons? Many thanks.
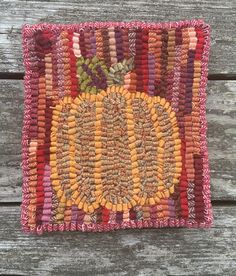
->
148;53;155;96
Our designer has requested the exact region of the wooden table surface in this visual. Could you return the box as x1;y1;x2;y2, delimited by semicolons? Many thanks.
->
0;1;235;275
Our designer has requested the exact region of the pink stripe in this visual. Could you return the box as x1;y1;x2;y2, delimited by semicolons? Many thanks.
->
42;164;52;223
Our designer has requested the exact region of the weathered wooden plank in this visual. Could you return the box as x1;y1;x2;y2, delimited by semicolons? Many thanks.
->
0;80;235;202
0;205;235;276
0;80;23;202
207;81;236;200
0;0;236;74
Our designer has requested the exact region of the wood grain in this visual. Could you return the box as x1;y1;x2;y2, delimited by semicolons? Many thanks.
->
0;0;236;74
0;80;235;202
0;205;235;276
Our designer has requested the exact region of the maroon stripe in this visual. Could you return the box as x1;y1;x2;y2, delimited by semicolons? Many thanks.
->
101;28;111;68
159;29;168;98
115;27;124;61
78;30;86;57
135;28;144;91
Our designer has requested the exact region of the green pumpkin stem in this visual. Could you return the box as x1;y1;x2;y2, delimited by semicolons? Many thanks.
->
76;56;134;94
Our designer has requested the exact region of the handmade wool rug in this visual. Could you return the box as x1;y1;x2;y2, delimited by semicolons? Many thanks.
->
21;20;213;234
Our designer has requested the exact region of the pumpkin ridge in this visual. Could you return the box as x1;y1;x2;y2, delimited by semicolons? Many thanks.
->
95;86;141;212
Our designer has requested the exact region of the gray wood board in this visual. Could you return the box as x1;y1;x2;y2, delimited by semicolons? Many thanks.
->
0;79;235;202
0;0;236;74
0;205;235;276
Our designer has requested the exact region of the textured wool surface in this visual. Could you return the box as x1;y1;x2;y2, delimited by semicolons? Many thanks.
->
21;20;213;234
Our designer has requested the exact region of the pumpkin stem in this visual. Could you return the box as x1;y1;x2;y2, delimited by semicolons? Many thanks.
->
76;56;134;94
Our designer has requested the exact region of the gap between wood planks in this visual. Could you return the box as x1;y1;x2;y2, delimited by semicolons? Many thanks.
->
0;274;25;276
0;72;236;80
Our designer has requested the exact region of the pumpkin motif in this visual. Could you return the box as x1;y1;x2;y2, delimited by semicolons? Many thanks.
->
50;85;182;217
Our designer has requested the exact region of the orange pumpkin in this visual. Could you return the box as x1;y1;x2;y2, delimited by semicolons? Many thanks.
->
50;86;182;218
